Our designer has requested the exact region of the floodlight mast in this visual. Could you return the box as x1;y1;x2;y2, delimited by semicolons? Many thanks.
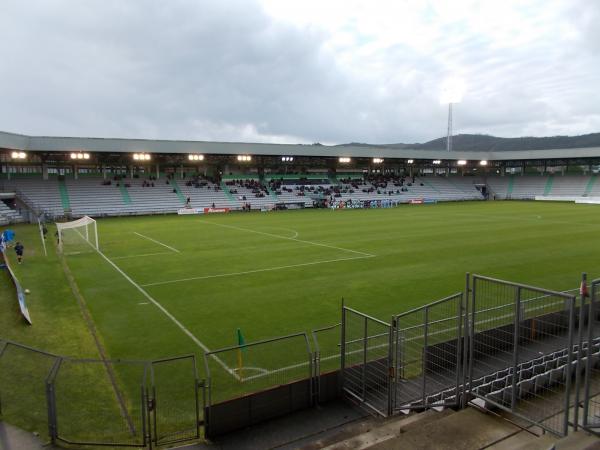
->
440;77;465;153
446;102;453;153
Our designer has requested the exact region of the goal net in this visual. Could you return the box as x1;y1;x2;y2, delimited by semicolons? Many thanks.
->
56;216;99;255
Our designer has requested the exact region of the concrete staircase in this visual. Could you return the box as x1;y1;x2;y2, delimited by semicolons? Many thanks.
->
303;407;600;450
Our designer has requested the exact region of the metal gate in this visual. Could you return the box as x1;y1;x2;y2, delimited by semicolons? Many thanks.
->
341;306;393;416
49;359;148;448
393;293;465;413
467;275;576;437
149;355;203;447
579;278;600;435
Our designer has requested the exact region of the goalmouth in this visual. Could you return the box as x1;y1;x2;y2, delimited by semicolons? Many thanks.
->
56;216;99;254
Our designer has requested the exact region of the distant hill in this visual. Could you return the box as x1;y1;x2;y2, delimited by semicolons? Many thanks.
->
338;133;600;151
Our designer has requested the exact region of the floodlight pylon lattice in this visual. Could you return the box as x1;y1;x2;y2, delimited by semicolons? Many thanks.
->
447;103;453;153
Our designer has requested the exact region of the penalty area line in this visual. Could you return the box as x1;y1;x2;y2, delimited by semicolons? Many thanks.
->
133;232;180;253
140;254;375;287
90;246;237;378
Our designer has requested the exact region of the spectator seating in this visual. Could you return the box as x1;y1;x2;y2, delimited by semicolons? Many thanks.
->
3;173;599;218
486;174;598;199
0;201;24;224
3;178;64;217
398;336;600;413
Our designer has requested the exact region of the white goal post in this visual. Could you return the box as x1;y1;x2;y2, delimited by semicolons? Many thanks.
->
56;216;99;254
37;217;48;257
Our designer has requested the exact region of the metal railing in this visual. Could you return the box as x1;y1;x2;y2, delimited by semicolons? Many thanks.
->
393;292;464;412
579;278;600;435
0;340;202;449
467;275;577;437
1;275;596;444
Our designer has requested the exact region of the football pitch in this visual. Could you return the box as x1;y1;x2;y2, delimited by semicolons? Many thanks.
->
2;200;600;438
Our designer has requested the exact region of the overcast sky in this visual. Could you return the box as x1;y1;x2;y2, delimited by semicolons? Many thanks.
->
0;0;598;144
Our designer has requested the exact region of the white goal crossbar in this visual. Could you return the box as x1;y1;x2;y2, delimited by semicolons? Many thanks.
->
56;216;99;253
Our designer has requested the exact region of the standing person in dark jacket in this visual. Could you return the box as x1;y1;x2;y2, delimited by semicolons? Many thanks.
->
15;242;24;264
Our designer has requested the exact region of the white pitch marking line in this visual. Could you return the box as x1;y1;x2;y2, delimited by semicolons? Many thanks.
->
199;221;375;257
133;232;180;253
140;255;375;287
94;248;236;377
112;252;173;260
71;234;237;378
234;366;269;375
264;227;299;239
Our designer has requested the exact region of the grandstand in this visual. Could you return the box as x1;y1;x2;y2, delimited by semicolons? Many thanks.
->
4;172;600;218
0;130;598;219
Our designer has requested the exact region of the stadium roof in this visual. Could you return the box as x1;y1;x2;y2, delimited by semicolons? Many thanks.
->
1;130;600;162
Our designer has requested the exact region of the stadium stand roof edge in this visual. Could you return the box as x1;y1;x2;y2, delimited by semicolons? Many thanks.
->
1;130;600;161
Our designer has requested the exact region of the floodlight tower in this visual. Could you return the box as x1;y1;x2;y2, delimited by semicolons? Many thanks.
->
446;103;453;153
440;77;466;152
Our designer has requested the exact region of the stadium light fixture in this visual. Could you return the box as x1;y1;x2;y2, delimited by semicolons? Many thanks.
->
457;160;467;166
188;154;204;161
480;160;488;166
281;156;294;162
440;77;466;104
433;160;441;165
133;153;151;161
339;157;351;163
70;152;90;160
11;151;26;159
407;159;414;164
372;158;384;164
237;155;252;162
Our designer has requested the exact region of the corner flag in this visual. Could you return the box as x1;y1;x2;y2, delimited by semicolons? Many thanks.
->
581;279;589;298
237;328;246;377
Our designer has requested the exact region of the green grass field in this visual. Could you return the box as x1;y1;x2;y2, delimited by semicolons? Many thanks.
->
1;200;600;441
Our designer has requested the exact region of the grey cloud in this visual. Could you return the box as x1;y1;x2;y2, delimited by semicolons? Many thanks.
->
0;0;599;144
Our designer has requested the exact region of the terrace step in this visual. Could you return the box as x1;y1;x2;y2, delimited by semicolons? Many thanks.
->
366;407;523;450
543;174;554;196
507;175;515;197
220;181;238;206
304;409;453;450
169;178;187;205
421;178;441;193
119;183;132;205
58;178;71;210
584;175;597;196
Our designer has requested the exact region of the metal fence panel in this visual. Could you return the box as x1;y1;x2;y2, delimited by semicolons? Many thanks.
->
312;323;341;402
468;275;576;437
0;342;58;437
312;323;341;376
150;355;201;446
204;332;313;437
581;280;600;434
51;359;147;447
341;306;392;416
394;293;464;412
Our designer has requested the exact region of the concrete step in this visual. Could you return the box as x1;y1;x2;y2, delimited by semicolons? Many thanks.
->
487;431;556;450
0;421;52;450
555;430;600;450
366;407;521;450
315;409;454;450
